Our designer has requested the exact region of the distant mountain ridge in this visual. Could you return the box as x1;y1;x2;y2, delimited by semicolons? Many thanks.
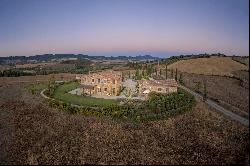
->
0;54;160;61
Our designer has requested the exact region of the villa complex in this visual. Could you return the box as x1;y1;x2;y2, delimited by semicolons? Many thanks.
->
78;70;178;98
79;71;121;96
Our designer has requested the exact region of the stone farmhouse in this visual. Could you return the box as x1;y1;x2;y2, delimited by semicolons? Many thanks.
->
138;79;178;96
79;70;121;96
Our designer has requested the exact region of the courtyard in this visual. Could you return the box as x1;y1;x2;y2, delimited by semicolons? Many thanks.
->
68;79;145;100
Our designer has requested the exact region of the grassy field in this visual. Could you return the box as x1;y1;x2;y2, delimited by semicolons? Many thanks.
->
53;81;119;107
167;56;248;76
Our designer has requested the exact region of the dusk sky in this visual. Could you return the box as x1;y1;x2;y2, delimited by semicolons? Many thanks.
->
0;0;249;57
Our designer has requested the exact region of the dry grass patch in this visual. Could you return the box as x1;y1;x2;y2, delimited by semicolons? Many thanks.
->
0;73;76;86
0;84;248;165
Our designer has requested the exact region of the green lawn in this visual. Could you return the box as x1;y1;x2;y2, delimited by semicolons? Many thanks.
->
53;81;119;107
24;82;49;95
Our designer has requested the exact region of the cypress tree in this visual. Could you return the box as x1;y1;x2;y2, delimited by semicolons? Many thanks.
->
175;68;178;81
165;64;168;79
121;72;124;82
179;73;183;84
203;80;207;102
135;69;139;80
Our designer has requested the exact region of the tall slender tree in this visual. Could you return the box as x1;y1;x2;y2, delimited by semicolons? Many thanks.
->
203;80;207;102
179;72;183;84
175;68;178;81
165;64;168;79
121;72;124;82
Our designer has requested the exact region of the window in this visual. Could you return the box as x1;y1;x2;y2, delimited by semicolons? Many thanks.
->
158;88;162;91
98;78;100;83
98;88;101;92
104;88;107;92
92;79;95;83
113;88;116;94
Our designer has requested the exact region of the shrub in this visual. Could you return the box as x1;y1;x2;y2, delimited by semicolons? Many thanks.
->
48;87;196;123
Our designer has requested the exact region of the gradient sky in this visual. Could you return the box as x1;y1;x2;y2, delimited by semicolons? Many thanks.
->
0;0;249;57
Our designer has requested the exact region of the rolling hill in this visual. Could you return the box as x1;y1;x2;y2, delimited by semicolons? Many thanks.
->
167;56;248;76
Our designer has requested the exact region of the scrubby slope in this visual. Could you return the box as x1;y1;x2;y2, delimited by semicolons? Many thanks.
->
0;85;249;165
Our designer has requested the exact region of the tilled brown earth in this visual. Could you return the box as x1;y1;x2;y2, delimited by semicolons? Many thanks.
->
0;85;249;165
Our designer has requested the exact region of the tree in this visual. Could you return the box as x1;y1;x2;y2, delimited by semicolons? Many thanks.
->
165;64;168;79
30;84;35;95
179;73;184;84
159;68;162;77
135;69;141;80
48;74;56;96
135;82;139;94
121;72;125;82
145;63;148;73
194;81;201;93
175;68;178;81
147;64;153;77
203;80;207;102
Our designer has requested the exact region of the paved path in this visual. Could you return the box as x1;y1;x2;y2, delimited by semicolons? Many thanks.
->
40;88;100;110
180;85;249;127
40;89;51;99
